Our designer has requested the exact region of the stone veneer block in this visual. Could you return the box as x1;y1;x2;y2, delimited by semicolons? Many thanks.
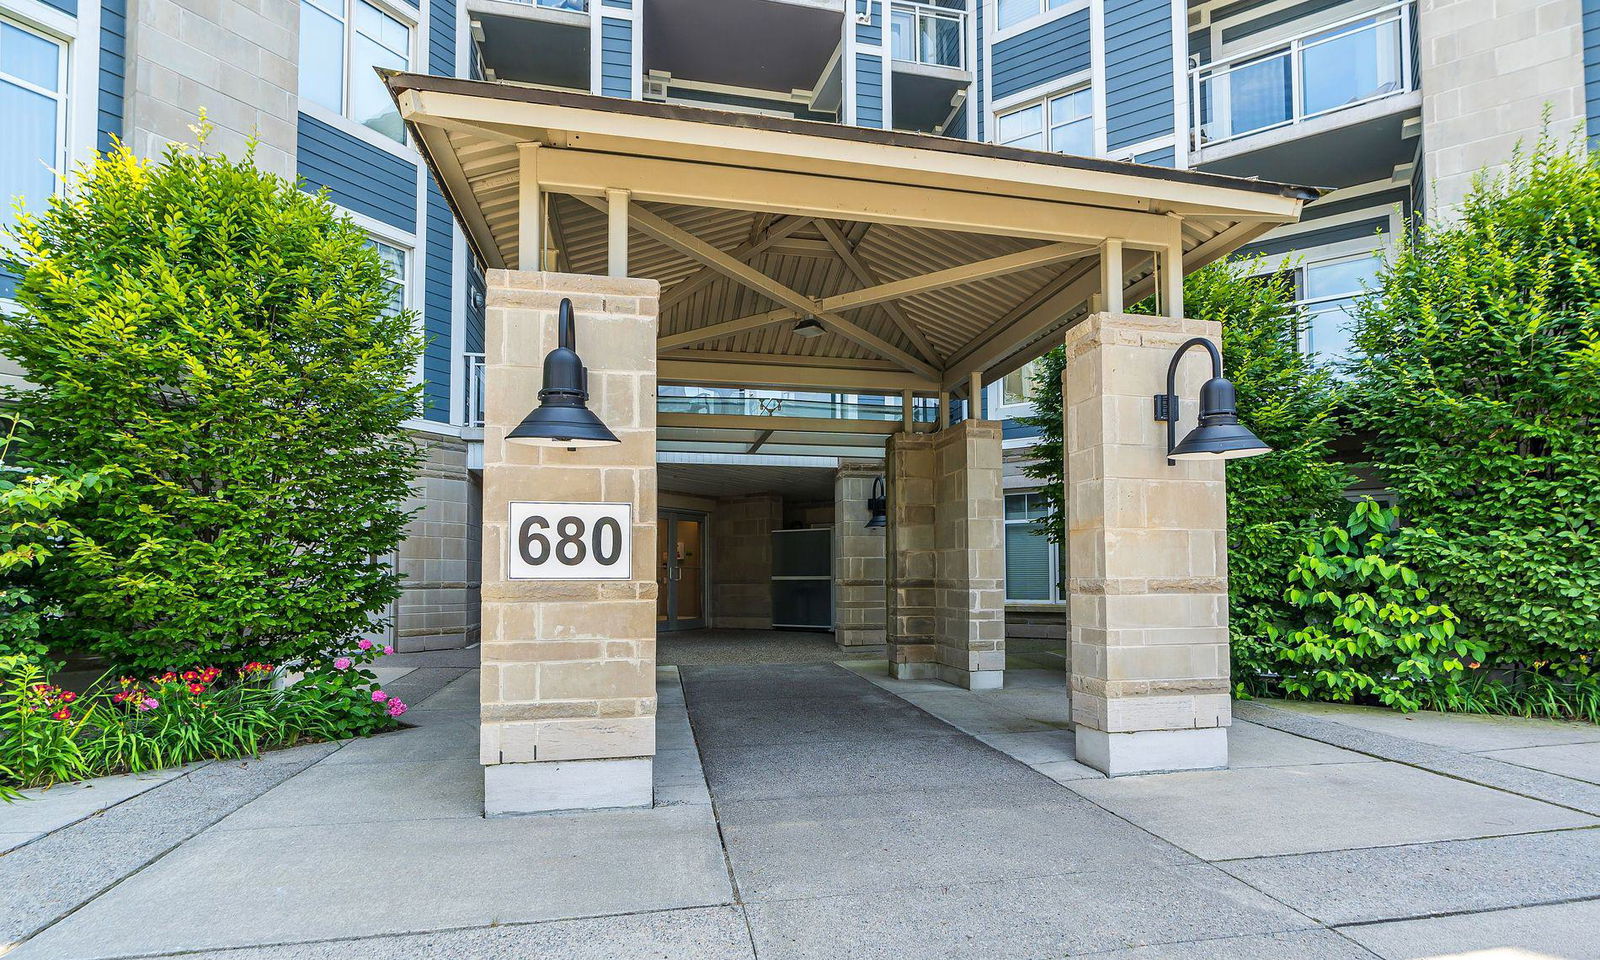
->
884;422;1004;687
834;460;887;647
479;271;661;815
710;493;782;628
1064;313;1231;776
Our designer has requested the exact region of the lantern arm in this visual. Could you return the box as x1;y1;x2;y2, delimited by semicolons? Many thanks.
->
1154;337;1224;463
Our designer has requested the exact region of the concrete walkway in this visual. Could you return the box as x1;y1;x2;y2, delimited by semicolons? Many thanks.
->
5;647;1600;959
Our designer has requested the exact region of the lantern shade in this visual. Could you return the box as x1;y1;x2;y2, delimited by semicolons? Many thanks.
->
1167;376;1270;460
507;298;621;448
865;476;887;528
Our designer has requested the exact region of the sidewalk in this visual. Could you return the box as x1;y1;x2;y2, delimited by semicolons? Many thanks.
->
3;649;1599;959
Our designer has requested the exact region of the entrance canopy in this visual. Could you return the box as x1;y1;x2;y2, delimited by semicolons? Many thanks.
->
388;74;1319;396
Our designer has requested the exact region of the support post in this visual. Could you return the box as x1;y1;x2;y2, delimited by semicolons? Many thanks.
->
517;144;542;272
1163;217;1185;319
1100;238;1124;313
938;391;950;429
902;389;915;432
1063;312;1230;776
835;460;887;648
968;372;982;419
607;188;630;278
479;270;663;815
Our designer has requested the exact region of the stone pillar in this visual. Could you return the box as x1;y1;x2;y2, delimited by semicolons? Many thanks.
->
885;432;936;678
933;421;1006;689
394;433;481;652
1064;313;1230;777
479;271;660;815
884;422;1005;687
834;460;886;648
710;493;781;629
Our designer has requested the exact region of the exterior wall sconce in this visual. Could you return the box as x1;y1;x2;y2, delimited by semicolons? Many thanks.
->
507;298;620;449
1152;337;1271;466
865;476;887;529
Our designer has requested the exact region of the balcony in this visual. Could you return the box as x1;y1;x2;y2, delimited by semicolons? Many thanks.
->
657;386;939;457
1188;1;1419;188
643;0;846;111
465;352;486;428
889;1;971;134
468;0;590;89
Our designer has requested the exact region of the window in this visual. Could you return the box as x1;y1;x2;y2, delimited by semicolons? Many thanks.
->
1000;358;1041;409
300;0;411;142
1004;492;1057;601
996;0;1072;32
367;238;408;316
997;86;1092;156
1295;251;1382;366
1;16;66;236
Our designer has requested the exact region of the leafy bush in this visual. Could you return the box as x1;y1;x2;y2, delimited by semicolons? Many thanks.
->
1019;259;1350;682
1;648;408;796
1352;135;1600;681
1262;500;1476;711
0;141;423;672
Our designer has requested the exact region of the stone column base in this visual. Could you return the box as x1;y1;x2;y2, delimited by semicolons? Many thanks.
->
890;661;936;680
935;664;1004;690
1074;728;1227;777
484;757;653;816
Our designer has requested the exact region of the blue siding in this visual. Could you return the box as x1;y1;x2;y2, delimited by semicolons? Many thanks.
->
40;0;73;14
601;0;631;6
945;107;967;138
990;10;1090;101
1105;0;1174;151
855;53;883;128
1134;146;1175;167
1586;0;1600;141
1003;419;1043;442
974;0;985;139
98;0;126;150
296;113;418;233
420;0;457;422
601;17;632;97
465;257;485;354
1235;217;1389;260
856;4;882;45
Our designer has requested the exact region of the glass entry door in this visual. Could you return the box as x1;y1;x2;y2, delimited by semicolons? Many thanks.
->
657;511;707;631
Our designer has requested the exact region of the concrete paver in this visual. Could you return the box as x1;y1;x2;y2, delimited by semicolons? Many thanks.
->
1270;699;1600;752
1337;899;1600;960
1479;740;1600;784
1;766;196;854
1067;758;1597;859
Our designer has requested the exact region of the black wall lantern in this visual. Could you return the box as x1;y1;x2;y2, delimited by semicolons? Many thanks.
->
507;298;620;450
865;476;887;529
1152;337;1271;466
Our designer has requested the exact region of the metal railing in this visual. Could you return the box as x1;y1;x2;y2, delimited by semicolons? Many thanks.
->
659;388;939;423
497;0;588;10
464;352;486;428
1190;0;1414;149
890;2;966;69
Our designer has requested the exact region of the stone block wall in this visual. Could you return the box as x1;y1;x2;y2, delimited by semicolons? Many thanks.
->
834;460;886;648
394;433;482;652
885;431;937;676
478;271;660;814
710;493;781;629
1063;312;1230;776
125;0;299;176
932;421;1006;688
1419;0;1586;216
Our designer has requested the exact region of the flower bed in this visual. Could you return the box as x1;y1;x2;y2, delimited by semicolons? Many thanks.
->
1;640;409;802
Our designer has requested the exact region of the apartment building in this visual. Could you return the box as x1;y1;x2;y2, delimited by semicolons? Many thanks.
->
1;0;1592;651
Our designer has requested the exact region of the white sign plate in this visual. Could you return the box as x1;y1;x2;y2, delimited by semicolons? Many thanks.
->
507;502;633;581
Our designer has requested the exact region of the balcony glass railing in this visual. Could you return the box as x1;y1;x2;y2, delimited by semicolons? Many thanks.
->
499;0;587;10
1191;0;1413;148
659;388;939;423
890;2;966;70
464;352;486;428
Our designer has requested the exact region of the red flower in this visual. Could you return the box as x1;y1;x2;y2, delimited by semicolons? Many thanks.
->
51;708;72;721
188;683;207;695
59;691;77;703
182;670;199;682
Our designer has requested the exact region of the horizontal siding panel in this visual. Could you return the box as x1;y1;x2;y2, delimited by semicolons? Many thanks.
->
98;0;127;150
601;17;632;97
991;10;1091;100
296;112;418;233
1134;146;1175;167
1236;216;1390;260
39;0;73;14
1104;0;1174;151
1588;0;1600;138
856;53;883;128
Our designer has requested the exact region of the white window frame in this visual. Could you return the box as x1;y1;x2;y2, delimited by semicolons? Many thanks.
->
990;0;1087;43
1003;490;1060;602
351;211;424;391
992;357;1043;420
1;0;96;246
297;0;418;155
994;80;1094;156
1292;247;1384;360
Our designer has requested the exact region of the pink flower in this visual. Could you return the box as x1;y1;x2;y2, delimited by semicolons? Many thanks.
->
387;699;408;718
138;698;159;711
357;639;373;651
383;646;394;655
333;657;352;671
371;690;388;702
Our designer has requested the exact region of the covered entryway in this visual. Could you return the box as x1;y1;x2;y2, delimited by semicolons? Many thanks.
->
387;74;1316;813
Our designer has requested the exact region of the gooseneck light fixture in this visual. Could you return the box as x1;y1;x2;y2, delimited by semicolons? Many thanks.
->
1152;337;1271;466
865;476;887;529
507;298;620;450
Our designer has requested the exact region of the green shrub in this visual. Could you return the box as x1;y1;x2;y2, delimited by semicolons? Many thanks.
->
1352;135;1600;680
0;141;423;672
1264;500;1476;711
1019;260;1350;685
0;655;92;794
